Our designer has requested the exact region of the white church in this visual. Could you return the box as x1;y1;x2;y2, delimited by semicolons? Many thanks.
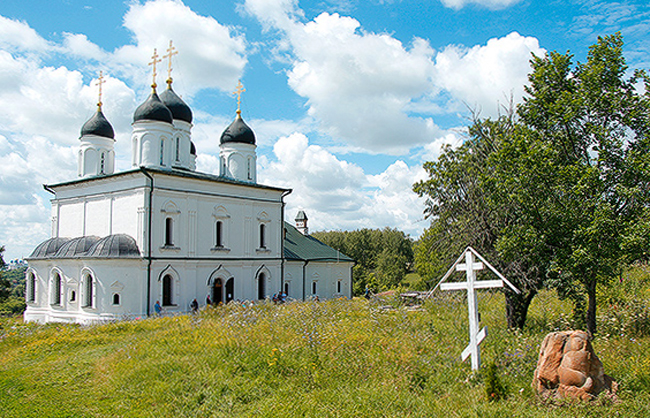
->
23;47;354;324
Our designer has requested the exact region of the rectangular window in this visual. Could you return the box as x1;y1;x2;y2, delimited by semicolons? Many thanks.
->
216;221;223;247
165;217;173;246
312;281;317;295
259;224;266;249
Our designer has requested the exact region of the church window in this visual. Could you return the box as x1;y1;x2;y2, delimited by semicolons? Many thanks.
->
258;273;265;300
225;278;234;303
113;294;120;305
337;281;342;294
52;273;62;305
259;224;266;249
175;137;180;162
160;139;165;166
312;281;317;295
27;272;36;302
284;282;289;296
99;152;105;174
83;273;94;308
70;290;76;302
216;221;223;247
165;217;173;246
221;157;226;176
247;158;251;180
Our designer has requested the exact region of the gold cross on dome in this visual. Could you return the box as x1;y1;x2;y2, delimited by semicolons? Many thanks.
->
148;48;161;89
163;40;178;85
233;80;245;114
95;70;105;110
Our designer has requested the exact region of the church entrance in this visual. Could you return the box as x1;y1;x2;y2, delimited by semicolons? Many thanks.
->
225;278;234;303
258;273;265;300
211;278;223;305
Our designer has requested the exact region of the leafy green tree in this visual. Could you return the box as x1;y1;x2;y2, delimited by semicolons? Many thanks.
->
515;33;650;334
0;246;10;302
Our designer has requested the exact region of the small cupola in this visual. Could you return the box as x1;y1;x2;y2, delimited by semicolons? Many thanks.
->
133;90;173;124
160;82;192;123
295;210;309;235
78;71;116;178
81;109;114;139
219;80;257;183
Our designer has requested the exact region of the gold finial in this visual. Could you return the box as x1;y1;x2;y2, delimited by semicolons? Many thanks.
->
163;40;178;86
95;70;106;111
148;48;161;90
233;80;246;116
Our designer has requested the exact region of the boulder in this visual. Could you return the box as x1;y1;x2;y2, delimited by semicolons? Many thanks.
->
532;330;617;401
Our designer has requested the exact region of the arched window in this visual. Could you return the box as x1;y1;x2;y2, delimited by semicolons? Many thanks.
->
99;152;106;174
113;294;120;305
52;273;62;305
216;221;223;247
259;224;266;249
175;137;180;162
247;158;251;180
27;272;36;302
312;281;317;295
160;139;165;166
70;290;76;302
162;274;173;306
83;273;93;308
337;281;342;294
165;217;173;246
258;273;265;300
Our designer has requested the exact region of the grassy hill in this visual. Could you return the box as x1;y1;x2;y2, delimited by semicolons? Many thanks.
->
2;269;650;417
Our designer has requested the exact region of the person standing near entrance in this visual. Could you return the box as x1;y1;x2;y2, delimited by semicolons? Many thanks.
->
190;298;199;314
154;300;162;315
206;294;211;306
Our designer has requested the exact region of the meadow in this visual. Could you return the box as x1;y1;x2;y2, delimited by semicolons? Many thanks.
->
1;268;650;417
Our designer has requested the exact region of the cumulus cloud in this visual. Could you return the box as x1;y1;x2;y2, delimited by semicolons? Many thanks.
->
0;15;50;53
115;0;247;94
433;32;545;117
244;1;541;155
260;133;427;237
439;0;522;10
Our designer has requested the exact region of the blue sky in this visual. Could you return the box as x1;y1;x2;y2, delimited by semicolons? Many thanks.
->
1;0;649;261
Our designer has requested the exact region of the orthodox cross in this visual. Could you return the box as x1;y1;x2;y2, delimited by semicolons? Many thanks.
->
431;247;519;370
95;70;105;110
233;80;245;115
148;48;161;89
163;40;178;85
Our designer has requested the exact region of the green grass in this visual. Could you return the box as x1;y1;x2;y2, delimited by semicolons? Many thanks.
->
2;269;650;417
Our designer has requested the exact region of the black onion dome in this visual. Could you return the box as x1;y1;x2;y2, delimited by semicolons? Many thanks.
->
54;236;101;258
220;115;256;145
190;141;196;155
29;237;71;259
159;85;192;123
133;91;173;123
81;109;115;139
87;234;141;258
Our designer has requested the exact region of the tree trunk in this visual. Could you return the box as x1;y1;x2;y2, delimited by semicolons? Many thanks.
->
586;279;597;336
505;289;537;329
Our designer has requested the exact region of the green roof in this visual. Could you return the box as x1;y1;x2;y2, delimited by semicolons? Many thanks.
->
283;222;354;263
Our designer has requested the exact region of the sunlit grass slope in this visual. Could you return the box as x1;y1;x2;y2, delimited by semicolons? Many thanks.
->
2;271;650;417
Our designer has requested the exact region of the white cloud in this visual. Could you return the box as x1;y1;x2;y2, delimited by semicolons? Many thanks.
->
63;33;107;61
433;32;545;117
439;0;522;10
260;132;427;237
0;15;50;53
115;0;247;94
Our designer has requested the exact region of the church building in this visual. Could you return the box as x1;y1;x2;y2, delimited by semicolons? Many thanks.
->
23;46;354;324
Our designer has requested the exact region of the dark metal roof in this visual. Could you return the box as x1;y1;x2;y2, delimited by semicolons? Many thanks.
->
46;167;291;194
54;236;101;258
220;115;255;145
283;222;354;262
81;109;115;139
133;90;173;124
29;237;71;259
86;234;141;258
159;85;192;123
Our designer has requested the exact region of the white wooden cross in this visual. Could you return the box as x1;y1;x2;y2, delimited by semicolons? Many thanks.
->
430;247;519;370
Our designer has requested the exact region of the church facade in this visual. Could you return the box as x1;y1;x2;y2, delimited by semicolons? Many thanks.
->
23;55;353;324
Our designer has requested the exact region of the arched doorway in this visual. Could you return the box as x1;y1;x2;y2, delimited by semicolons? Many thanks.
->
258;273;265;300
162;274;173;306
211;278;223;304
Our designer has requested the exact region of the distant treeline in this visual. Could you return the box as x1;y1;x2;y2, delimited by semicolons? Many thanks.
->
311;228;414;295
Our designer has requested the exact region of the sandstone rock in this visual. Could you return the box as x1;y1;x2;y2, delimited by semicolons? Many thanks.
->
532;330;617;401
